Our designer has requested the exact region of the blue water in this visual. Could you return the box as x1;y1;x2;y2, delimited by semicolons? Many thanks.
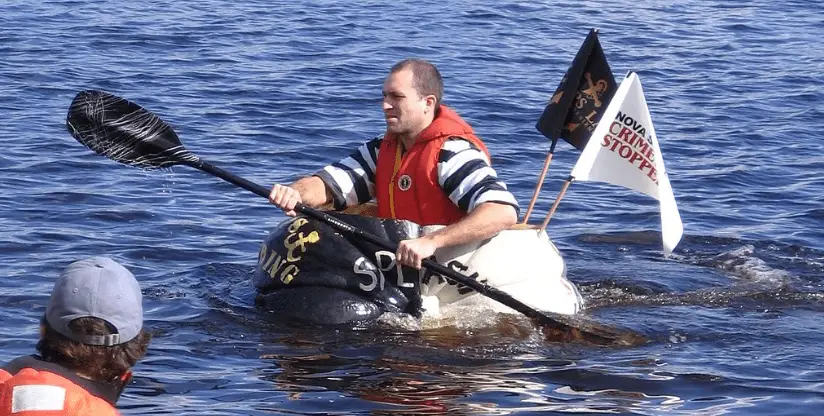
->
2;0;823;414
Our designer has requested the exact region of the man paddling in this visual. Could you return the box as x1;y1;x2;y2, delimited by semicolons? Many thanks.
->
0;257;151;415
270;58;519;269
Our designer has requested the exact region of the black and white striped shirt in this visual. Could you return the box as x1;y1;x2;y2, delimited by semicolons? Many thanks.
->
315;136;519;215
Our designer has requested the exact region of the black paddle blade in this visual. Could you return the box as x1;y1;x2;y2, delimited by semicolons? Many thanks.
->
535;313;647;347
66;90;198;169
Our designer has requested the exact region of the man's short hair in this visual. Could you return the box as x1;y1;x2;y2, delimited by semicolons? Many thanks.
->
390;58;444;110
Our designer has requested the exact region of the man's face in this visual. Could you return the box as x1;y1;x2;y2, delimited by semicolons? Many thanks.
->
382;68;429;137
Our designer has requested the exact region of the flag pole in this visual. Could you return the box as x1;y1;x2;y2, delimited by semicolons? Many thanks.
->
521;138;558;223
539;176;574;230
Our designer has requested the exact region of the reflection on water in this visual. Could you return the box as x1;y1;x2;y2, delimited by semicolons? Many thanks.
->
244;321;719;415
255;339;772;415
259;350;565;414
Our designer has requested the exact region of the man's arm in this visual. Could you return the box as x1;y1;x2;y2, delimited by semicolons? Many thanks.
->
270;136;383;215
269;176;330;216
396;138;520;269
396;201;517;269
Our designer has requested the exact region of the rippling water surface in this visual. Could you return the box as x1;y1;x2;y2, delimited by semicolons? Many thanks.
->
1;1;822;414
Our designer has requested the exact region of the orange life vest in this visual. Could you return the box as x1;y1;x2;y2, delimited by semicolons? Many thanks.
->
375;106;490;226
1;356;120;416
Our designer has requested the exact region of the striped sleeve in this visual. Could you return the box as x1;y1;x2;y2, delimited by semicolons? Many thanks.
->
438;138;520;214
315;136;382;210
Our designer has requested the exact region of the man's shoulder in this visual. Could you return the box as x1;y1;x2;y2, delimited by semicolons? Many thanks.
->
439;138;490;164
440;137;479;151
353;135;384;154
0;367;120;414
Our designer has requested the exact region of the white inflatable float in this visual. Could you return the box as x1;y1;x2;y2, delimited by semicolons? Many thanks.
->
419;225;583;318
253;204;583;325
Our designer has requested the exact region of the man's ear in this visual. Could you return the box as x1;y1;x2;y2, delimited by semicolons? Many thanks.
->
424;95;437;113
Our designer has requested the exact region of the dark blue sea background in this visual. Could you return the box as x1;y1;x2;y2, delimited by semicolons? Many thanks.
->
1;1;822;414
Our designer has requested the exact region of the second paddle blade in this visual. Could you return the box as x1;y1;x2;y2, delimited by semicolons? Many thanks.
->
535;312;647;347
66;90;197;169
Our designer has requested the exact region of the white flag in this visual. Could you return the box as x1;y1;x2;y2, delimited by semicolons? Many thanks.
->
570;72;683;256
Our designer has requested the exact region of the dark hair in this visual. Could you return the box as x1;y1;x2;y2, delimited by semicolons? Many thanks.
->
37;317;151;382
390;58;444;110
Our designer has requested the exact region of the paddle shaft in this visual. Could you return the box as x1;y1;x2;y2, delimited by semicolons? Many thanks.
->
190;158;578;332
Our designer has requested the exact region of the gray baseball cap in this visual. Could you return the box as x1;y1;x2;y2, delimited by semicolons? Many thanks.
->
45;256;143;346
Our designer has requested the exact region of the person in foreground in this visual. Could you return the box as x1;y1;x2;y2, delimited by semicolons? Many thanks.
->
270;58;519;269
0;256;151;416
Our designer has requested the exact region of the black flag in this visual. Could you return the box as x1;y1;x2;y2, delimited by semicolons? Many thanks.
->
536;29;617;151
